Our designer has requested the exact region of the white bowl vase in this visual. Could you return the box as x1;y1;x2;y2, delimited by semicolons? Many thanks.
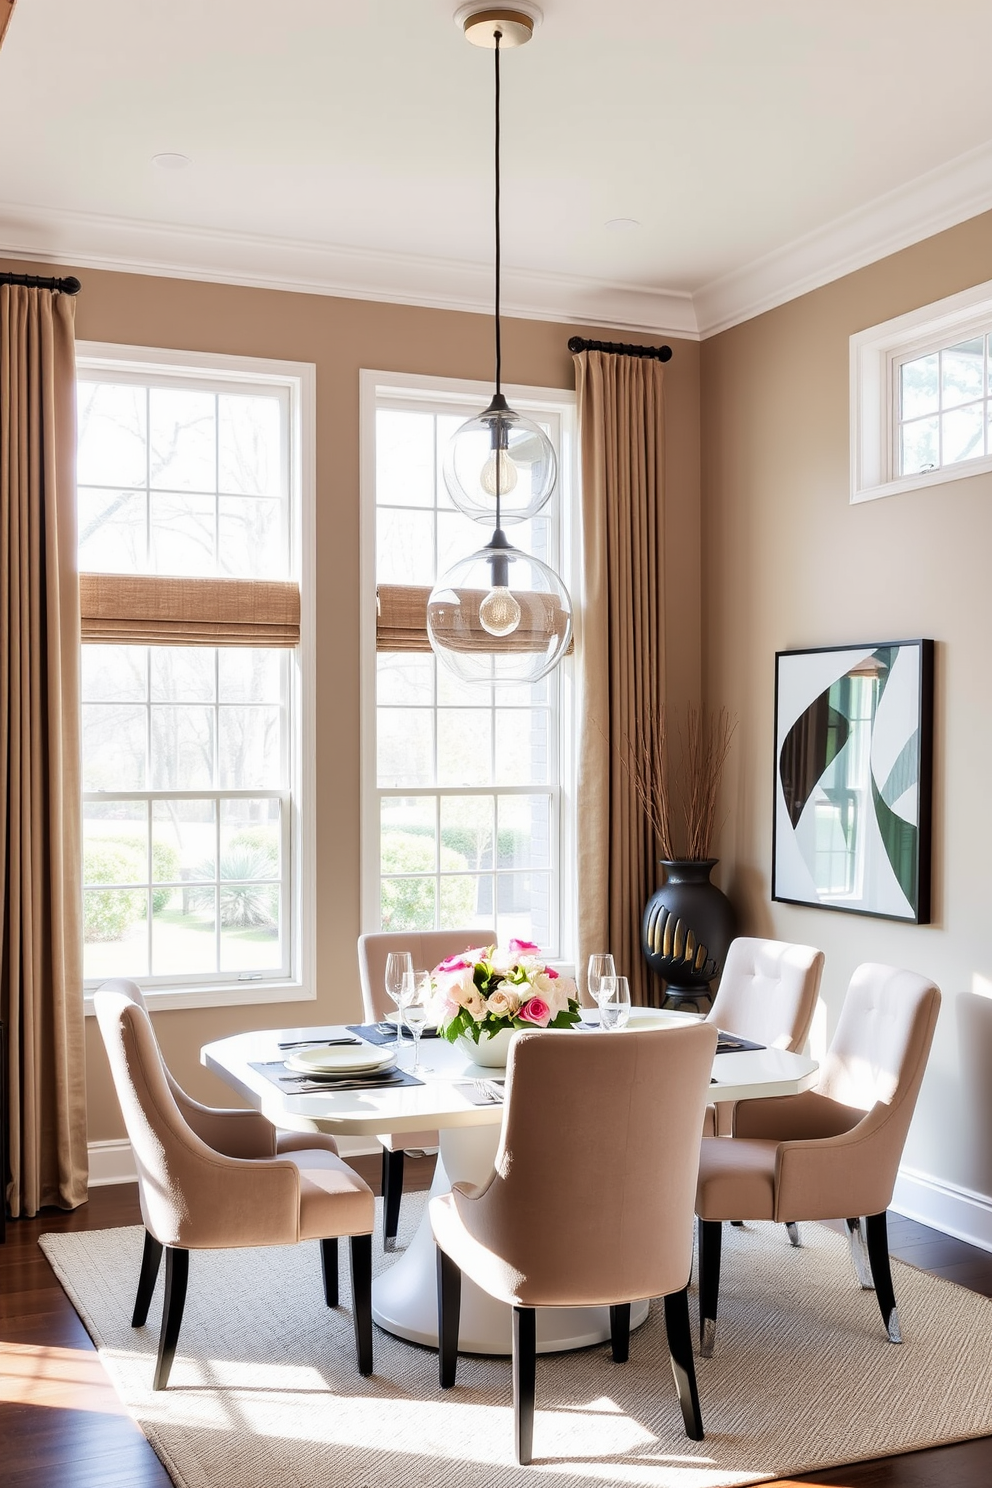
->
456;1026;516;1068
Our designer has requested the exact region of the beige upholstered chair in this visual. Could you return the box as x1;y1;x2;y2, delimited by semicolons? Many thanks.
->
94;983;376;1389
358;928;495;1246
431;1021;719;1465
703;937;824;1136
98;979;343;1159
696;963;940;1357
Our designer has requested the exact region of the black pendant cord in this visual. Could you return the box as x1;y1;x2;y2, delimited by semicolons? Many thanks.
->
492;28;504;535
494;31;502;398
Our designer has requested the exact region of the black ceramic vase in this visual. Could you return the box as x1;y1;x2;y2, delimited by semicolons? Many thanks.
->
641;859;737;1006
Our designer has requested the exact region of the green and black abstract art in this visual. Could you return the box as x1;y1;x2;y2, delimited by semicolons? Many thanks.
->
773;640;933;922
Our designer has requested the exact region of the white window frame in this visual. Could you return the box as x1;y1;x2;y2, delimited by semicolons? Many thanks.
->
851;276;992;503
359;369;578;974
77;342;316;1015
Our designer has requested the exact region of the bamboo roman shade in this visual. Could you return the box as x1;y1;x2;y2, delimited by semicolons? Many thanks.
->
80;574;300;648
376;583;572;655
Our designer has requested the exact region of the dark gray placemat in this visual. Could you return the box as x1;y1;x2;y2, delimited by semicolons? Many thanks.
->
347;1021;441;1044
250;1060;425;1094
715;1031;766;1053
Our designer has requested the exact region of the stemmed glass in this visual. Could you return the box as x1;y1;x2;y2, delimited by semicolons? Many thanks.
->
587;953;617;1019
599;975;632;1032
384;951;413;1048
400;969;432;1074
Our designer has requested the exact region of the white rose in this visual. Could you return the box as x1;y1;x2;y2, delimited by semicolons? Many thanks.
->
487;987;521;1019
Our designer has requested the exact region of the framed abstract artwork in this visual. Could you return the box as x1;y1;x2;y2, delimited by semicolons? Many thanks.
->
773;640;934;923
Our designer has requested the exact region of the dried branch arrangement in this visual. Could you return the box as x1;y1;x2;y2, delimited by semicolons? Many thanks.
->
620;704;736;862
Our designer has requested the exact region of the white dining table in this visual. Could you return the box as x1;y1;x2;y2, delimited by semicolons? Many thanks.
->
201;1008;818;1357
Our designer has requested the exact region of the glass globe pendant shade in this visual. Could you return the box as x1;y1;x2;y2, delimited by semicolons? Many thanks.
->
443;392;557;525
427;535;572;686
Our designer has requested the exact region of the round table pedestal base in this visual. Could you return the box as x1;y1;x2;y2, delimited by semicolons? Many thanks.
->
372;1124;650;1355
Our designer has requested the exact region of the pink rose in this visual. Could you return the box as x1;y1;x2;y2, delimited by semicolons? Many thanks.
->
531;970;570;1014
508;938;541;957
435;954;473;974
518;996;552;1027
544;965;559;979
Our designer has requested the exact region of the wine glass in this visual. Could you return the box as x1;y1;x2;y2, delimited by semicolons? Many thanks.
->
599;975;631;1032
384;951;413;1047
400;969;432;1074
587;953;617;1017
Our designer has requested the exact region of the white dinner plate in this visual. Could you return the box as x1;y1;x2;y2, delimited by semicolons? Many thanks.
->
625;1009;703;1030
285;1045;398;1076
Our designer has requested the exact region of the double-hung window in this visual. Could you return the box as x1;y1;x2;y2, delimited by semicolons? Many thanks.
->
361;372;576;964
78;345;314;1009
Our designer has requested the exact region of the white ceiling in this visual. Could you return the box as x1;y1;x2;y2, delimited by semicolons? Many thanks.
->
4;0;992;335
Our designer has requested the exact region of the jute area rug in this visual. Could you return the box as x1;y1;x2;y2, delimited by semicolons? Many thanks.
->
39;1196;992;1488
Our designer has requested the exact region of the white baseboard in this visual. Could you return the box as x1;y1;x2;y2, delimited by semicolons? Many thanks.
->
87;1138;138;1187
891;1165;992;1253
86;1135;381;1188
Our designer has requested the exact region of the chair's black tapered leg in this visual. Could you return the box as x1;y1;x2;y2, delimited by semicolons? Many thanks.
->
153;1247;189;1390
320;1237;339;1307
512;1306;537;1466
697;1218;722;1358
350;1234;374;1375
382;1147;404;1247
132;1230;164;1327
436;1245;462;1388
609;1303;631;1363
865;1211;902;1343
664;1286;704;1441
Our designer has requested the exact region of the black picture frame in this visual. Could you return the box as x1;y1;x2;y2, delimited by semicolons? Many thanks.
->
772;639;933;923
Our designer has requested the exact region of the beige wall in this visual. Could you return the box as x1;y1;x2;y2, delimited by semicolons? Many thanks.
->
0;256;700;1142
702;210;992;1204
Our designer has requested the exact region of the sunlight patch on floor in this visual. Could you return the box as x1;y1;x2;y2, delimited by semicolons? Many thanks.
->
0;1342;129;1413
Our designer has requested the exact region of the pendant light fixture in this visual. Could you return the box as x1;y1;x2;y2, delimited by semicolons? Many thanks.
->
428;5;572;687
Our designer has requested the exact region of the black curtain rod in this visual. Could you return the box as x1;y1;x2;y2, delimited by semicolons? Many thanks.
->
0;271;81;295
568;336;671;363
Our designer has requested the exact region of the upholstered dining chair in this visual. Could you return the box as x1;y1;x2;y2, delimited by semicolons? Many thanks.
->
94;983;376;1389
98;978;343;1159
431;1021;719;1465
703;937;824;1135
358;927;495;1246
695;962;940;1358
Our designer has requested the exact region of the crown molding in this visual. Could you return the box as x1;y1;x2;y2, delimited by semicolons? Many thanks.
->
7;132;992;345
694;136;992;338
0;201;700;339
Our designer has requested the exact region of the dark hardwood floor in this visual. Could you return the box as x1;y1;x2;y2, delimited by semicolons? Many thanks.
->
2;1166;991;1487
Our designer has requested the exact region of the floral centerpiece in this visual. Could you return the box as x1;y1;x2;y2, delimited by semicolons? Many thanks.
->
431;940;580;1057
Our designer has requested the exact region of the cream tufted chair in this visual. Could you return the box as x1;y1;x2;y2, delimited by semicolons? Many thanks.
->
431;1022;718;1465
695;963;940;1357
94;982;375;1388
703;937;824;1136
358;929;495;1246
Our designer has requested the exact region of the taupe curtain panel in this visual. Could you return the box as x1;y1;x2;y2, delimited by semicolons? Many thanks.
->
573;349;666;1008
80;574;301;647
0;285;88;1217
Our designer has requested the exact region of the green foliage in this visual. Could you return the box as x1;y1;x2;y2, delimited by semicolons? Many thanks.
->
188;841;279;928
228;825;279;862
380;832;475;931
151;841;181;913
440;1003;580;1043
83;842;145;943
